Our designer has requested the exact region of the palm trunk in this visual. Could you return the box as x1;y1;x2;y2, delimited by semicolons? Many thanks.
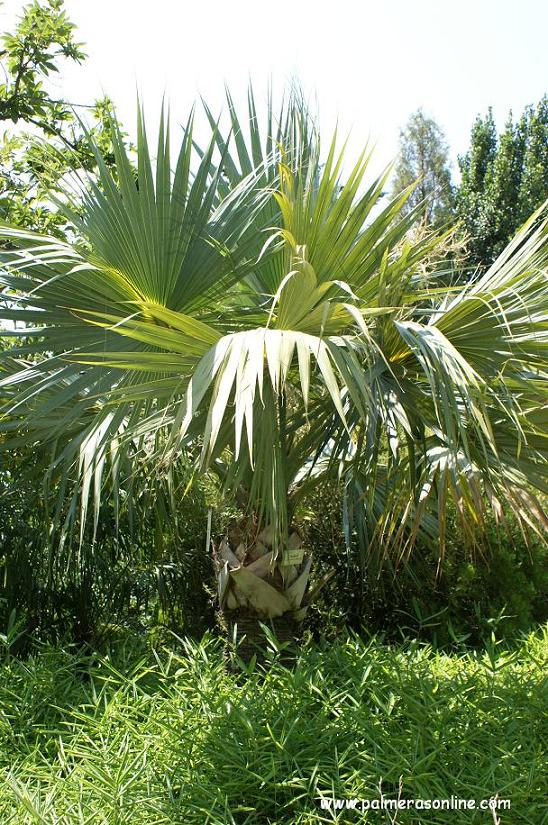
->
213;520;312;666
224;609;299;667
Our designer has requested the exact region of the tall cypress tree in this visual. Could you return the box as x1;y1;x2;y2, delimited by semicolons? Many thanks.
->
457;97;548;268
518;96;548;226
457;110;497;266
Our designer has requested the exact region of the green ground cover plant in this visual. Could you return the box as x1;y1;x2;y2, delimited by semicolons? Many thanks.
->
0;628;546;824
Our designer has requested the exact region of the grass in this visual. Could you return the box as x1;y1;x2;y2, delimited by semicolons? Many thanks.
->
0;628;546;824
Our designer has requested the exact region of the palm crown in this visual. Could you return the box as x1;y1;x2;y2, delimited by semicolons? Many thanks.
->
1;90;546;624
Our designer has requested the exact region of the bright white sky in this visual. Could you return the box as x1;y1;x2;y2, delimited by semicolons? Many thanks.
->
1;0;547;179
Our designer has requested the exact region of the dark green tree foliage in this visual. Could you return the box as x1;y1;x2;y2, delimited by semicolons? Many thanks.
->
518;96;548;222
392;109;454;226
458;97;548;267
0;0;118;235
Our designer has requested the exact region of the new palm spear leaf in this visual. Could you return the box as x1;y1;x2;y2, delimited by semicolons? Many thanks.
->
0;91;546;652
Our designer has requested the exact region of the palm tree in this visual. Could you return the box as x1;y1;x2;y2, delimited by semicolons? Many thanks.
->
1;90;546;658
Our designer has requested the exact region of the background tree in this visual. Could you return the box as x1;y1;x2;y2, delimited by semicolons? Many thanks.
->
457;97;548;268
392;109;454;226
518;96;548;224
0;0;118;236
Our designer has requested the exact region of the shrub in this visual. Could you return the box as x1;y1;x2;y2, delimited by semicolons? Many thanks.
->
303;483;547;647
0;461;220;647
